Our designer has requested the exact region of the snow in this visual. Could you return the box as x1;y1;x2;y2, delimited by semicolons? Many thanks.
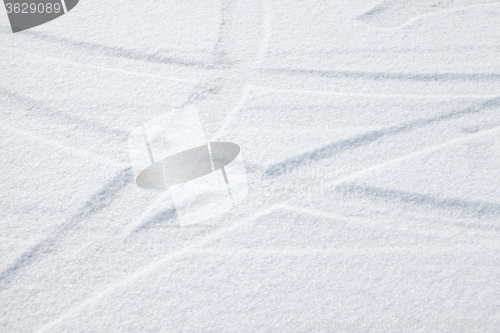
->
1;0;500;332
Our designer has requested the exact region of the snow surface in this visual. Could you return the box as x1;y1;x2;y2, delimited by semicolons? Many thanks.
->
1;0;500;332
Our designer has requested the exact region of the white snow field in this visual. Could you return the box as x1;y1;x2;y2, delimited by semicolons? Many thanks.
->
1;0;500;332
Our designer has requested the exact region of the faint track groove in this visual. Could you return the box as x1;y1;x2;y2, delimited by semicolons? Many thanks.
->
0;123;126;167
330;124;500;185
256;204;500;234
262;67;500;82
33;198;500;332
211;0;271;140
34;205;286;333
121;192;176;236
265;97;500;177
340;183;500;220
0;168;132;289
0;47;198;83
5;30;215;69
254;86;500;99
0;87;129;139
2;2;498;331
187;245;500;256
358;2;500;30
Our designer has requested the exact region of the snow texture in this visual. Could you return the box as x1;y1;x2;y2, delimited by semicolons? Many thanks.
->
1;0;499;332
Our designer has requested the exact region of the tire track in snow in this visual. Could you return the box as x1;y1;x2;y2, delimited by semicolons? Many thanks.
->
32;200;500;332
0;87;129;147
254;86;500;99
357;1;500;29
2;29;214;69
249;125;500;222
120;192;176;236
120;0;269;235
265;97;500;177
184;245;500;256
33;204;286;333
262;67;500;83
0;123;126;167
5;2;271;319
212;0;271;139
339;183;500;221
336;125;500;185
0;47;198;84
263;204;500;235
0;168;132;289
262;124;500;194
179;0;271;140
